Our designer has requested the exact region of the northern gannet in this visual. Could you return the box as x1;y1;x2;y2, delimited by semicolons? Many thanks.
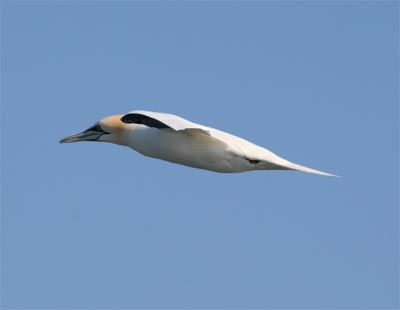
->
60;110;336;176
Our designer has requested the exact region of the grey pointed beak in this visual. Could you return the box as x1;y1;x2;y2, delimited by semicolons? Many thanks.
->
59;129;104;143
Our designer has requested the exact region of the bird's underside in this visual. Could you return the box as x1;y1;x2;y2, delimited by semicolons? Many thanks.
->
128;127;279;173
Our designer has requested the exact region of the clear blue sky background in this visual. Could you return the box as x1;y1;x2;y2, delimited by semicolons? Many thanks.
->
1;1;398;309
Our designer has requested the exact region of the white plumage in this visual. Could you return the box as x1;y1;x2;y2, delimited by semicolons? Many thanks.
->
60;110;336;176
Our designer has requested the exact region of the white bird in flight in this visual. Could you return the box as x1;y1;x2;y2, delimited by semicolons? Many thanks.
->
60;110;336;176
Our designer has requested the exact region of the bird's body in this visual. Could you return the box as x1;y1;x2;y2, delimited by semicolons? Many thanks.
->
60;110;335;176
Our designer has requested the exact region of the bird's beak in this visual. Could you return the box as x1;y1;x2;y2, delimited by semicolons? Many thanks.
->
59;129;104;143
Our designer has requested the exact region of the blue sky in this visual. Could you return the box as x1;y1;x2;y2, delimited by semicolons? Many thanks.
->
1;1;398;309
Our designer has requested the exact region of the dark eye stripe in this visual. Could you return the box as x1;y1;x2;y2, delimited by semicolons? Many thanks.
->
87;125;106;133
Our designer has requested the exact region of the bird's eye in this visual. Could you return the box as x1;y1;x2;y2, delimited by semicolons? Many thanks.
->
86;125;106;133
88;125;104;133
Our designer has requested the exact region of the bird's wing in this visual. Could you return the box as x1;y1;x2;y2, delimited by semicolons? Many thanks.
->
121;110;277;161
123;111;285;156
121;110;260;152
121;111;208;131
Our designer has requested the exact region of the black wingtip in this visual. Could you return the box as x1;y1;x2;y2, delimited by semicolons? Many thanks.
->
121;113;172;129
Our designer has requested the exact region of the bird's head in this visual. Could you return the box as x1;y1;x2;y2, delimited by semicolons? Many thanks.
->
60;114;129;146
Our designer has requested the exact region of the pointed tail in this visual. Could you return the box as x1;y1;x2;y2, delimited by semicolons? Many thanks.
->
284;162;338;177
255;147;338;177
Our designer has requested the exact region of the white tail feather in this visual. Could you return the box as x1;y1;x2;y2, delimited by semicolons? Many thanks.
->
285;162;338;177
